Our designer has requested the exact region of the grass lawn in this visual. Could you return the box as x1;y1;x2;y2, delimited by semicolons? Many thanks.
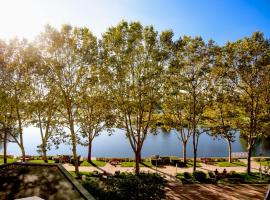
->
186;161;202;168
213;161;246;167
0;158;17;164
257;161;270;166
28;159;55;164
80;160;106;167
218;172;270;184
120;161;152;167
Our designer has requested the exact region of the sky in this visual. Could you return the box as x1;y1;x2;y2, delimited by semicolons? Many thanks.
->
0;0;269;44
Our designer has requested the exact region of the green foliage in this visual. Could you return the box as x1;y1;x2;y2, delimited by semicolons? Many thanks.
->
193;171;207;182
183;172;192;179
77;172;166;200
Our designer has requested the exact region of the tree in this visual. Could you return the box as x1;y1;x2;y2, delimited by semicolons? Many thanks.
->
0;90;18;164
0;39;36;162
162;80;192;165
38;25;98;172
202;61;239;163
77;67;114;162
29;71;64;163
169;36;215;171
224;32;270;174
100;21;172;173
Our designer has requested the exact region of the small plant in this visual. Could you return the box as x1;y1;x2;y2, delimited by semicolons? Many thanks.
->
193;171;206;182
208;171;215;178
183;172;192;179
228;170;241;178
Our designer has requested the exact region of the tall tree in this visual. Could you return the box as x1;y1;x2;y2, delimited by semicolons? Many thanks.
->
78;88;114;162
0;39;36;162
100;21;172;173
224;32;270;174
162;83;192;165
202;62;239;163
170;36;215;171
0;90;18;164
38;25;98;172
29;72;63;163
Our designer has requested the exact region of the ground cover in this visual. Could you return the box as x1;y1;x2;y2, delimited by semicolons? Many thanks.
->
70;171;166;200
80;160;107;167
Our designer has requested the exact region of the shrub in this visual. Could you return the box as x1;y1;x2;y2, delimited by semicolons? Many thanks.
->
183;172;192;179
193;171;206;182
208;171;215;178
82;173;166;200
228;171;242;179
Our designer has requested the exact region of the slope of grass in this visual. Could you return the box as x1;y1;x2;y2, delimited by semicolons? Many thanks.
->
186;161;202;168
80;160;106;167
214;161;246;167
257;161;270;166
120;161;152;167
28;159;55;164
0;158;17;164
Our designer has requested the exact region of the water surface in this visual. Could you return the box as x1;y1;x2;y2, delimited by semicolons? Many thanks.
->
2;127;270;158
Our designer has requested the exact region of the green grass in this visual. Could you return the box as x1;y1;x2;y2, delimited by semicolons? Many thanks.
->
186;161;202;168
0;158;17;164
28;159;55;164
213;161;246;167
80;160;107;167
218;172;270;184
120;161;152;167
257;161;270;166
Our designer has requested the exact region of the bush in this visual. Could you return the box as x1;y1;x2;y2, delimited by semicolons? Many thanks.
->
228;171;242;179
193;171;207;182
208;171;215;178
183;172;192;179
82;173;166;200
216;158;226;162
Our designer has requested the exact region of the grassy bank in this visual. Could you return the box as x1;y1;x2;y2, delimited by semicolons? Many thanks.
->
80;160;106;167
213;161;246;167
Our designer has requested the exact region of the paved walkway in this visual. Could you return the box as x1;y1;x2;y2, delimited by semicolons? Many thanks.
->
64;160;263;177
164;183;268;200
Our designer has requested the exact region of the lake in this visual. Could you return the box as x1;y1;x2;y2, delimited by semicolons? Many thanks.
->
2;127;270;158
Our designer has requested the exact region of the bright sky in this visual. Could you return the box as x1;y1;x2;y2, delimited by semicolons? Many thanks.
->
0;0;269;44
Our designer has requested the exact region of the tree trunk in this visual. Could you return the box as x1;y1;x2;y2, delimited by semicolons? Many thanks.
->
227;139;232;163
193;132;197;172
183;140;187;164
3;129;7;164
138;151;142;163
20;145;26;162
70;122;79;173
19;130;25;162
135;150;140;174
247;146;252;175
42;144;48;163
87;139;92;163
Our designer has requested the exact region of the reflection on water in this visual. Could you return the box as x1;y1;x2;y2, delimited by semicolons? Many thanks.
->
1;127;270;157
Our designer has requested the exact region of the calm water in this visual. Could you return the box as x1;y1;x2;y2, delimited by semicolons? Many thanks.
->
2;127;270;158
